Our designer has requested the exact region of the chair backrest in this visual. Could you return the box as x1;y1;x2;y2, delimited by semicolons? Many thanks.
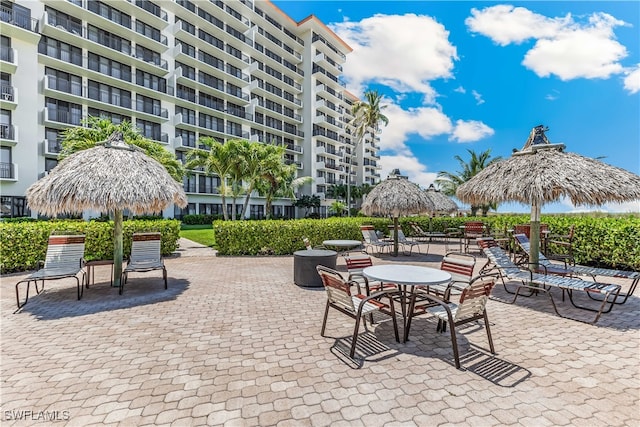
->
388;226;409;242
130;233;162;262
440;252;476;284
476;237;500;249
44;235;85;270
316;265;355;312
455;276;496;321
344;253;374;275
513;233;553;267
514;223;548;239
410;223;425;235
464;221;484;236
360;225;379;243
302;237;313;251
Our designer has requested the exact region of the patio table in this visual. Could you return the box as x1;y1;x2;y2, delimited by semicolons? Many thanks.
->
363;265;451;342
322;239;362;254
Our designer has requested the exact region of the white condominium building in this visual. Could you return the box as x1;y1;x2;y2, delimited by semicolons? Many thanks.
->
0;0;381;219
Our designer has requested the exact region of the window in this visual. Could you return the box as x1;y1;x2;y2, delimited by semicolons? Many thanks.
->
199;92;224;111
87;25;131;55
45;128;63;154
136;94;162;116
135;20;161;42
175;129;196;147
45;67;82;96
46;98;82;125
45;158;58;172
88;80;131;108
199;113;223;132
45;6;82;35
136;119;162;141
136;69;166;92
176;106;196;125
0;146;13;178
88;53;131;82
198;175;219;194
88;1;131;27
175;61;195;80
87;108;130;124
199;203;223;215
249;205;264;220
176;84;195;102
38;36;82;65
183;175;196;192
0;196;29;218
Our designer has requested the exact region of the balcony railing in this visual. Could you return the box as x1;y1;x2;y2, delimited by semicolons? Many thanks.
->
0;162;15;179
0;5;39;32
0;124;16;140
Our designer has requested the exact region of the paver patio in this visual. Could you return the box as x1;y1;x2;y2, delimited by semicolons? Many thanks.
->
1;239;638;426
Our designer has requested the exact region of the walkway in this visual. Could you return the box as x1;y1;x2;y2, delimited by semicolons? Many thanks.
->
1;239;638;426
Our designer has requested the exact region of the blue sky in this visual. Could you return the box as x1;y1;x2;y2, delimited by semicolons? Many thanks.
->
271;1;640;213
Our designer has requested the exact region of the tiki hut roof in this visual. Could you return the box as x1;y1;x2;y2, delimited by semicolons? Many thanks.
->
425;184;458;213
361;176;435;217
457;126;640;207
27;136;187;216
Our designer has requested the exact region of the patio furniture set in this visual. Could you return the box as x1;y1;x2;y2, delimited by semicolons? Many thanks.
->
15;232;168;312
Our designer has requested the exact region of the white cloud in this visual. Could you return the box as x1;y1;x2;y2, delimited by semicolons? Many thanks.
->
330;14;458;103
466;6;629;82
449;120;495;143
604;200;640;213
454;86;466;94
379;154;438;189
545;90;560;101
377;102;452;153
623;64;640;94
471;90;485;105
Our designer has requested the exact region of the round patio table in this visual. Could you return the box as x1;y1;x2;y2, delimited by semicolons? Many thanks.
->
293;249;337;288
363;265;451;342
322;239;362;254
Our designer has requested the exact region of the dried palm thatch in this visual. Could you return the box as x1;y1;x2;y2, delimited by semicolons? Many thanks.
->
425;184;458;213
27;144;186;216
361;176;435;256
27;132;187;288
457;125;640;266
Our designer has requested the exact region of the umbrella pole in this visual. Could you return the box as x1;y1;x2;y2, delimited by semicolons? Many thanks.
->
113;209;123;289
393;217;399;257
529;201;541;270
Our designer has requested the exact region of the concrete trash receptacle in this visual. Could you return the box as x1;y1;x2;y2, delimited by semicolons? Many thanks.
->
293;249;337;287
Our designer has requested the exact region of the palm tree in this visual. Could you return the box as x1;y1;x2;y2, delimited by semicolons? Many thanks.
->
255;161;312;220
239;142;282;219
60;117;184;181
329;201;346;217
436;149;502;216
185;137;235;220
348;90;389;216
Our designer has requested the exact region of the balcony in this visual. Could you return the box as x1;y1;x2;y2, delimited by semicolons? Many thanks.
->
43;107;84;127
42;139;62;156
0;4;39;33
0;84;17;108
0;124;17;144
0;47;17;73
0;162;17;180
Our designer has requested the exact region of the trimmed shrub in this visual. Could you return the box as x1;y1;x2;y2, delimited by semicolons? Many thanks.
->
0;219;181;273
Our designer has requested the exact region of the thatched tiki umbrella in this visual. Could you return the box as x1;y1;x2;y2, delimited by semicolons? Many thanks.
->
27;132;187;288
457;125;640;267
361;175;435;256
425;184;458;231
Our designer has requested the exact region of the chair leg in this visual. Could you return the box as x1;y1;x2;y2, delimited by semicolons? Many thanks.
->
350;315;363;358
449;323;461;369
483;311;495;354
320;301;330;337
15;279;33;311
163;267;167;289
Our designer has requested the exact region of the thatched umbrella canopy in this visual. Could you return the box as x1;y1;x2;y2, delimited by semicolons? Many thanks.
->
361;175;435;256
425;184;458;213
457;125;640;266
27;132;187;288
424;183;458;231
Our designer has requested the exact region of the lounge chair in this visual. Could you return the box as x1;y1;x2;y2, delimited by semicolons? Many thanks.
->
121;232;167;295
15;234;86;311
359;225;393;255
388;226;423;255
513;233;639;305
316;265;400;358
478;238;621;324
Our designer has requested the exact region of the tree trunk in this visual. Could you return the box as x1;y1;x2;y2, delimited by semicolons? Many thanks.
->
113;209;123;289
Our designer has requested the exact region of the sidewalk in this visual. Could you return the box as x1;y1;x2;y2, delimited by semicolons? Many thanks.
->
1;240;638;426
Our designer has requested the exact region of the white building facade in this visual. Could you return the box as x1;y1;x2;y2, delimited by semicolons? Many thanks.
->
0;0;381;219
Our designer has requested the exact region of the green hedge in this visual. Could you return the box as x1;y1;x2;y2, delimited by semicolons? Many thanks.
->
0;219;181;273
213;215;640;270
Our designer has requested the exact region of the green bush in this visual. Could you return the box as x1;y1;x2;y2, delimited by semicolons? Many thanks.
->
182;214;223;225
0;219;181;273
213;215;640;270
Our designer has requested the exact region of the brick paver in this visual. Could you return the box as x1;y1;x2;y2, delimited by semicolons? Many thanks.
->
1;239;638;426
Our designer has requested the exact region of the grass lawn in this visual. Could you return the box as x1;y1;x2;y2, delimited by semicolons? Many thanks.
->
180;224;216;247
